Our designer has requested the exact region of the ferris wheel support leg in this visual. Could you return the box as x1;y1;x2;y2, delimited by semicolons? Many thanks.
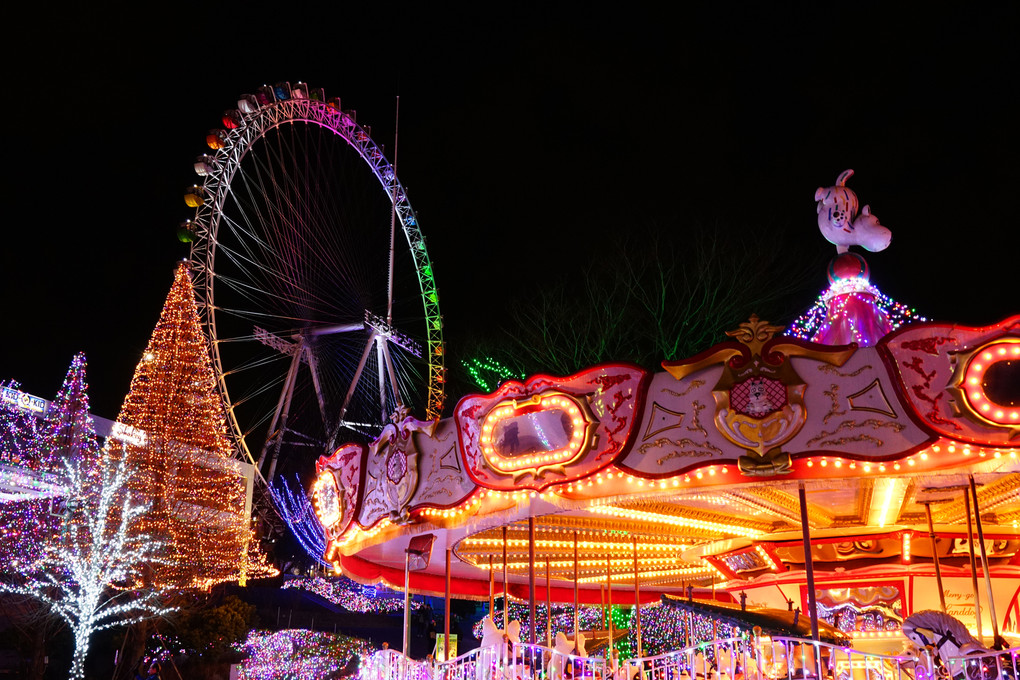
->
381;341;403;412
264;339;306;484
304;345;331;436
256;338;305;473
336;332;378;435
377;338;388;423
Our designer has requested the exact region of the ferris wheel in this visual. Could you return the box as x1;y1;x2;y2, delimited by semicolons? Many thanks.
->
181;81;445;483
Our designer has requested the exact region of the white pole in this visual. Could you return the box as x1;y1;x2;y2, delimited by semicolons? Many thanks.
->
403;549;411;658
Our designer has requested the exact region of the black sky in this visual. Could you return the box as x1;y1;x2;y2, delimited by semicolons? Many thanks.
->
2;2;1016;420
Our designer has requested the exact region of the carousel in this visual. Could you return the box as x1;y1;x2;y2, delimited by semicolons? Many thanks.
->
312;171;1020;680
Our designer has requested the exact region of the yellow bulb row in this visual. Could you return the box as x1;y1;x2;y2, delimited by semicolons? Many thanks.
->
575;565;714;583
590;505;764;538
754;545;778;571
462;537;685;551
473;556;681;570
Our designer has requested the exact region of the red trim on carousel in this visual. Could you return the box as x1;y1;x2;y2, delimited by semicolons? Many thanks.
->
339;553;725;605
877;314;1020;448
454;362;651;493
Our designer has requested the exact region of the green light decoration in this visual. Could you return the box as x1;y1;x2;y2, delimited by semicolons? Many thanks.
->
609;605;633;661
462;357;526;393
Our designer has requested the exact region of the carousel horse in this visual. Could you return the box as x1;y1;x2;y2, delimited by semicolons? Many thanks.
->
902;610;989;660
901;610;1012;680
479;616;522;680
550;631;592;680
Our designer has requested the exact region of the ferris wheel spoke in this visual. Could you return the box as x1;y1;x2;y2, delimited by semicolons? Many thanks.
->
214;242;360;325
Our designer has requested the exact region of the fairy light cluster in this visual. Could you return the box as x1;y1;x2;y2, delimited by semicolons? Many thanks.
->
1;422;177;680
282;576;420;614
462;356;525;393
110;263;261;588
471;600;609;640
271;475;329;567
235;629;372;680
634;602;743;658
0;356;100;566
786;276;924;345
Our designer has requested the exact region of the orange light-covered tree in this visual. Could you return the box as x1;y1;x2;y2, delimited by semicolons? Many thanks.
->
111;263;256;588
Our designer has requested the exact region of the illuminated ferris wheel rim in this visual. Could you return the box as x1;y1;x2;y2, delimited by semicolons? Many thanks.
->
185;89;445;467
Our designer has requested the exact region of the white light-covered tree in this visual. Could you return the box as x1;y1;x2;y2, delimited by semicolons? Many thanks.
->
0;449;176;680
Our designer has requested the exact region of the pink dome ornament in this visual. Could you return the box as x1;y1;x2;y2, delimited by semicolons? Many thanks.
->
812;252;893;346
786;172;926;347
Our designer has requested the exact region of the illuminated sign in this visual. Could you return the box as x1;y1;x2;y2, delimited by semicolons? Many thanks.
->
1;387;47;415
110;422;147;447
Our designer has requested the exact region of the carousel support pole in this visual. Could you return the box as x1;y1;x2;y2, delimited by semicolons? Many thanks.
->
633;538;642;658
922;501;947;612
445;547;452;662
529;516;537;645
970;475;1000;644
601;584;607;631
798;481;820;642
403;549;411;660
503;526;509;629
489;555;495;617
964;491;984;642
606;554;615;667
574;531;580;647
713;619;719;680
546;559;553;647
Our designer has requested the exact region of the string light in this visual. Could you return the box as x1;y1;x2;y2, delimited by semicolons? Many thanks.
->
282;576;422;614
271;475;329;567
0;364;85;565
0;405;177;680
109;263;273;588
461;356;525;393
786;267;924;347
236;629;371;680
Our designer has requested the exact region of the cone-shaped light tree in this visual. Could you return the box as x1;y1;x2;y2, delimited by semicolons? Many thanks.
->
0;354;175;680
111;263;257;588
0;353;98;567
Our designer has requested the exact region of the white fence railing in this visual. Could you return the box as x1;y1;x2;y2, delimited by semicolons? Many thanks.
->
942;647;1019;680
364;636;1019;680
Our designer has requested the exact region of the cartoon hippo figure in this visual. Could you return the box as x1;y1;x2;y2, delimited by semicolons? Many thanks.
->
814;169;892;253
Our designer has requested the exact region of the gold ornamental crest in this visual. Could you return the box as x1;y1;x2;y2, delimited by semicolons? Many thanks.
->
664;316;855;475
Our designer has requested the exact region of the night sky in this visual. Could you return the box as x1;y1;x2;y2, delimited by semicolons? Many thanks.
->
2;3;1016;422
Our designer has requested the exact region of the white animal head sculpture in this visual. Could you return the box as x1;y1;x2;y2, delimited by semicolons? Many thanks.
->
815;169;892;254
902;610;988;661
480;616;522;650
553;632;573;656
